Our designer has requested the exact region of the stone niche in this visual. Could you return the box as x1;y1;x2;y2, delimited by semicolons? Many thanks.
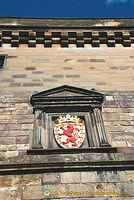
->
30;85;110;152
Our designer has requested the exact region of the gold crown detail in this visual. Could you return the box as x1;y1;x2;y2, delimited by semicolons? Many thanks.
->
55;114;82;124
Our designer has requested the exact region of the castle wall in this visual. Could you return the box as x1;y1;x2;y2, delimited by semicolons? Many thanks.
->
0;18;134;199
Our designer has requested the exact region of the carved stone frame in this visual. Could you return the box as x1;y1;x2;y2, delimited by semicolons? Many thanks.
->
30;85;110;150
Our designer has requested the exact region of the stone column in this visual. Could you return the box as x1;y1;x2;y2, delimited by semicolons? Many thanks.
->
92;108;110;147
32;109;43;149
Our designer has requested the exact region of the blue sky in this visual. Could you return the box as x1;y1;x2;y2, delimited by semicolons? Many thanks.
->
0;0;134;18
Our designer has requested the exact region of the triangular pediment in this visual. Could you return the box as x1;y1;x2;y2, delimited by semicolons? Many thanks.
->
31;85;102;98
30;85;103;107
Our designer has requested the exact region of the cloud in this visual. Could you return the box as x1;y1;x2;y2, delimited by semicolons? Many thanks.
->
106;0;134;3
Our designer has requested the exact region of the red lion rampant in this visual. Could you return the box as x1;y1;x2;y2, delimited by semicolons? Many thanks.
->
59;124;76;146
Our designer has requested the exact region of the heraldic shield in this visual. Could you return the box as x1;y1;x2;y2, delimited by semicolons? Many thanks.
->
54;114;85;149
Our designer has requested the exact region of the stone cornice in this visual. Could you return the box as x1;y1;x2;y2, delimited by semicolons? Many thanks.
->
0;160;134;175
0;17;134;47
0;148;134;175
0;17;134;28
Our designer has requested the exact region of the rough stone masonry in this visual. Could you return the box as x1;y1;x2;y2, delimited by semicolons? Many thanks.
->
0;17;134;199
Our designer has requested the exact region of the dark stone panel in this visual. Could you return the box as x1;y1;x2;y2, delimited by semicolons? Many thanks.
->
32;71;44;74
53;75;64;78
12;74;27;78
7;56;18;58
89;67;95;70
23;83;43;87
2;79;14;82
110;67;118;70
65;75;80;78
119;66;130;70
89;59;105;62
96;82;106;85
77;59;89;62
43;78;57;82
25;67;36;70
63;67;73;70
64;59;73;62
9;83;21;87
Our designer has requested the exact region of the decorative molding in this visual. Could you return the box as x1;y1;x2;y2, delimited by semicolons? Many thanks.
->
0;30;133;47
30;85;110;149
30;85;103;111
1;159;134;175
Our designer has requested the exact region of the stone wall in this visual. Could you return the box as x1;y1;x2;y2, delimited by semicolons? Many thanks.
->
0;171;134;199
0;18;134;199
0;46;134;151
0;46;134;93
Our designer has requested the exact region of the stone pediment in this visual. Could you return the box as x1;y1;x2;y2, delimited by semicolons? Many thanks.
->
30;85;103;109
31;85;102;98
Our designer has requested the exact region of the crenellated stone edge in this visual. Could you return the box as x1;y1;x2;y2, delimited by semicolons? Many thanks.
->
0;30;134;47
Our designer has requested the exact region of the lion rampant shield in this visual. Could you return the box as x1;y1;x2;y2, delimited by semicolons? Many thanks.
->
54;115;85;148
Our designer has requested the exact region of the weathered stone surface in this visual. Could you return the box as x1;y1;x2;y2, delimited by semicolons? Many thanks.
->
117;182;134;196
16;144;29;151
23;185;44;199
78;153;115;161
5;124;21;131
7;145;17;151
32;59;49;63
15;103;29;109
21;124;33;130
42;173;60;185
81;171;126;183
105;96;114;101
0;137;16;145
21;174;41;186
25;67;36;70
5;151;18;158
0;175;20;188
0;124;5;130
61;172;80;183
0;18;134;200
0;186;22;200
81;172;98;183
16;135;29;144
125;171;134;182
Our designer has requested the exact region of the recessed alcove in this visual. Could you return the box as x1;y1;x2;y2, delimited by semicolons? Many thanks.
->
29;85;111;152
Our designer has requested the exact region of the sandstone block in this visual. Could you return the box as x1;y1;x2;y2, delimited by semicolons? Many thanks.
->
22;124;33;130
61;172;80;184
5;124;21;131
0;137;16;145
16;135;29;144
125;171;134;182
5;151;19;158
42;173;60;185
105;96;114;101
81;172;98;183
0;186;22;200
21;174;41;186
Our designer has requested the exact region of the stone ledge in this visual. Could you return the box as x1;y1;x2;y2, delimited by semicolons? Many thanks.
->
0;160;134;175
0;17;134;28
27;147;116;155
